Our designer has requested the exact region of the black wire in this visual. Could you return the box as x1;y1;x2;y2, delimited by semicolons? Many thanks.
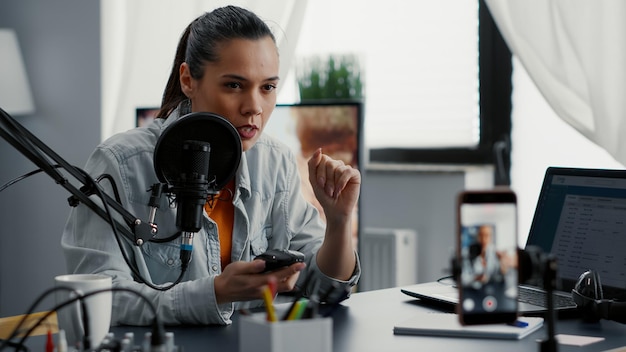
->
0;164;186;291
0;166;64;193
0;340;28;352
94;174;123;205
0;286;86;351
13;287;163;351
80;167;187;291
436;275;456;286
0;109;65;184
1;108;150;243
0;108;187;305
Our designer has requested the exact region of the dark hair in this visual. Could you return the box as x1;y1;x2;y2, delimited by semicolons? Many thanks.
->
156;5;276;119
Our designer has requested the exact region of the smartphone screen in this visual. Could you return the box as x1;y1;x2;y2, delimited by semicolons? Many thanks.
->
457;190;518;325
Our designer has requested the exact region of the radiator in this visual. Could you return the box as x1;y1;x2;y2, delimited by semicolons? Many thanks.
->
359;227;418;291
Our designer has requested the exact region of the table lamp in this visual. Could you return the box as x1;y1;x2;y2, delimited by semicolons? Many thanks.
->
0;28;35;115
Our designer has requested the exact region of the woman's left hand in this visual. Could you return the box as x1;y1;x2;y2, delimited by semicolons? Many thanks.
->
307;148;361;222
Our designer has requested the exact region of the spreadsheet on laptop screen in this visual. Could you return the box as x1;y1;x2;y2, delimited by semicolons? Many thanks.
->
527;172;626;295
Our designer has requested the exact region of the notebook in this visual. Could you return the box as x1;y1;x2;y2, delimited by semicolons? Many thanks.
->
394;313;544;340
401;167;626;316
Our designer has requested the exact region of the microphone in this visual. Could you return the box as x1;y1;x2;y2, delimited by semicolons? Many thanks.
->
172;140;211;267
173;140;212;233
153;112;242;267
153;112;241;194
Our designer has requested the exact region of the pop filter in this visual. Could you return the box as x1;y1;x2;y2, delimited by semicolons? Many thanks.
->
154;112;242;194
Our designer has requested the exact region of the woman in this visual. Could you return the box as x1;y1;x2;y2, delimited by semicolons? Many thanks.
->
62;5;361;326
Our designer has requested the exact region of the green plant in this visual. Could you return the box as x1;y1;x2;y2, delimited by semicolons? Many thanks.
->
296;54;363;101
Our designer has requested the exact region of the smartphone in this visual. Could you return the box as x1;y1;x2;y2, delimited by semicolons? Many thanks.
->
255;249;305;272
456;189;518;325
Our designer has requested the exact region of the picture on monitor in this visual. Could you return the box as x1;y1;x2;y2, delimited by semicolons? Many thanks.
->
136;107;159;127
265;101;364;250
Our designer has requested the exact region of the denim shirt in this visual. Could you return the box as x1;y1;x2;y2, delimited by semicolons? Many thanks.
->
61;108;361;326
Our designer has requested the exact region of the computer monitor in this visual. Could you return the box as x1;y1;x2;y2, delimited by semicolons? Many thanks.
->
265;101;364;251
136;107;160;127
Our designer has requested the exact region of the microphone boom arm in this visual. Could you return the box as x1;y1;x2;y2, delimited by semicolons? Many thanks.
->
0;107;156;245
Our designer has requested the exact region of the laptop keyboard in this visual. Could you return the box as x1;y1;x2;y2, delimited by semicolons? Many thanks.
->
518;286;575;308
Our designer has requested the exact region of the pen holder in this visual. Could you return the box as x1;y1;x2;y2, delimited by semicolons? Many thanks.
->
239;313;332;352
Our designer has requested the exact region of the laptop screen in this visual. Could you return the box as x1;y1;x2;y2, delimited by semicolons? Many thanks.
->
526;167;626;298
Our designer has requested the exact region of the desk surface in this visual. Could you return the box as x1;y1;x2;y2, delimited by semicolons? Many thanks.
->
18;286;626;351
106;286;626;352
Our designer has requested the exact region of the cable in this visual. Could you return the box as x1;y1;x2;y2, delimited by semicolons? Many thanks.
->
0;164;186;292
94;175;122;203
0;341;28;352
82;167;187;291
0;108;187;292
0;108;143;245
436;275;456;286
10;287;164;352
0;286;87;351
0;166;64;193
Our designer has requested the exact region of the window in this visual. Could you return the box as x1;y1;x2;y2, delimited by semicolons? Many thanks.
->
277;0;512;183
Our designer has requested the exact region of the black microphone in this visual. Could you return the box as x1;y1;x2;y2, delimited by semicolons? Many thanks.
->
170;140;212;267
173;140;211;233
153;112;242;268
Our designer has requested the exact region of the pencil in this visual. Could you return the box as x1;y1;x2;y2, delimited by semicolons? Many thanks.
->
280;272;313;320
286;299;308;320
262;285;278;322
294;299;310;320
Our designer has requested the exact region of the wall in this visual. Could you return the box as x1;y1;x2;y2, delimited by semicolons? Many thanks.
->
360;168;466;283
0;0;101;316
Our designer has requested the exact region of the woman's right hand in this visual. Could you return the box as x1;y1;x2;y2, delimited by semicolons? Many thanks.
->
213;259;306;304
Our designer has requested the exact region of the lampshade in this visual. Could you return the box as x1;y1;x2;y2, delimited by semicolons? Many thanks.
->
0;29;35;115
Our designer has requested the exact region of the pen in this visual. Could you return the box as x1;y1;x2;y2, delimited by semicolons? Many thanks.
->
262;285;278;322
45;327;54;352
286;298;308;320
508;320;529;328
281;272;314;320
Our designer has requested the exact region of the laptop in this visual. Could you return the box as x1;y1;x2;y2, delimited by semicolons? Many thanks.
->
401;166;626;317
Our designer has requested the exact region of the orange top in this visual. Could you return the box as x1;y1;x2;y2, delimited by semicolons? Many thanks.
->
204;180;235;270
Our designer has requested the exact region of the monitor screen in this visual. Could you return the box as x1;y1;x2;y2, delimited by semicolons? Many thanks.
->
265;101;364;251
136;107;160;127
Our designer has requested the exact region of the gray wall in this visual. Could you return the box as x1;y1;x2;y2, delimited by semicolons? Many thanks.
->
0;0;101;316
0;1;463;318
360;169;464;283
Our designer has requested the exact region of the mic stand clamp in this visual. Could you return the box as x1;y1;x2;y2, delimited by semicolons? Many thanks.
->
66;181;161;246
133;220;158;246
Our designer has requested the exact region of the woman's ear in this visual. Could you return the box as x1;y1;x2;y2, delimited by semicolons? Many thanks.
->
179;62;194;98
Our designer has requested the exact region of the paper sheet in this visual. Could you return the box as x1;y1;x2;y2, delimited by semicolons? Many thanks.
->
554;334;605;347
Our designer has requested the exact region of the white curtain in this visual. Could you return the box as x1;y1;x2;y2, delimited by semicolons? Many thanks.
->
101;0;307;140
484;0;626;165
